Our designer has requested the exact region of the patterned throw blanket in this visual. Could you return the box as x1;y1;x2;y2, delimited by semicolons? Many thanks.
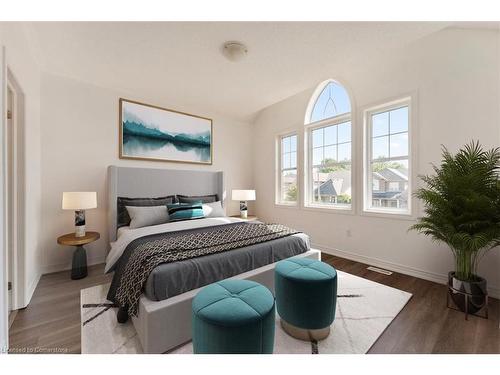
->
115;222;300;317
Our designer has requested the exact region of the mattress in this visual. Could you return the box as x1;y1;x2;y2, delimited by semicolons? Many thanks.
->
106;217;309;302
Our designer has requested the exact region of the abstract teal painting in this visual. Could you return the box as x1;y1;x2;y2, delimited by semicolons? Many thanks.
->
119;98;212;164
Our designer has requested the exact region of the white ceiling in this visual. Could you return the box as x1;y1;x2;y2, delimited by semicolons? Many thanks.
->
25;22;457;120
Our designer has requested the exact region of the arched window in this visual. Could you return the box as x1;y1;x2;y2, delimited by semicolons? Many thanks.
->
305;80;352;209
308;81;351;124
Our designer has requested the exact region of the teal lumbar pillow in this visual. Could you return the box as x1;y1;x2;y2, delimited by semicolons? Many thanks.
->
167;201;204;222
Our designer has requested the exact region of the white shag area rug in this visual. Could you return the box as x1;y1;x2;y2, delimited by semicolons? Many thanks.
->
81;271;411;354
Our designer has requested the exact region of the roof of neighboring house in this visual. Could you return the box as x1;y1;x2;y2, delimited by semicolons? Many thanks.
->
314;179;338;196
372;191;401;199
373;168;408;182
372;189;408;200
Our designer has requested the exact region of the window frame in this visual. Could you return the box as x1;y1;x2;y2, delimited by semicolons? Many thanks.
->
363;96;416;218
304;112;353;212
275;131;299;207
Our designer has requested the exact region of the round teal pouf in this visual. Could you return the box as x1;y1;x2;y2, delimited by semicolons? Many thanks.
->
275;258;337;341
192;279;275;354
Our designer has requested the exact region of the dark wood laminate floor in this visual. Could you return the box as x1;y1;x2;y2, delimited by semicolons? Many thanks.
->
8;264;112;354
8;255;500;354
322;254;499;354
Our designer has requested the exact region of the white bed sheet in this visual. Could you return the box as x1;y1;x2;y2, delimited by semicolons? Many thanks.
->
105;217;243;273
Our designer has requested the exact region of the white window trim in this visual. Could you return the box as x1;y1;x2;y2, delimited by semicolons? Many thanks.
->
304;113;354;212
362;94;418;220
275;130;299;207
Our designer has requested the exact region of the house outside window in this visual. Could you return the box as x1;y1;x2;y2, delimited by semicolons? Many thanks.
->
364;98;411;214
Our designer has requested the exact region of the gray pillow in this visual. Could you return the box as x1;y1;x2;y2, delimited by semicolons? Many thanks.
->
125;205;169;229
117;195;175;228
177;194;218;204
202;201;226;218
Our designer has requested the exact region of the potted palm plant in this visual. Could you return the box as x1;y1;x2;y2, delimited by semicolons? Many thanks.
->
410;141;500;314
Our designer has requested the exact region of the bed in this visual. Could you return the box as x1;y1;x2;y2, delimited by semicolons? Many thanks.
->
106;165;320;353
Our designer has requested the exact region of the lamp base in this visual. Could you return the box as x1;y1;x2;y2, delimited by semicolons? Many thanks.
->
75;209;86;237
239;200;248;219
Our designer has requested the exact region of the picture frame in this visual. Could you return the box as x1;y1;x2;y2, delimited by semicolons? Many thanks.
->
119;98;213;165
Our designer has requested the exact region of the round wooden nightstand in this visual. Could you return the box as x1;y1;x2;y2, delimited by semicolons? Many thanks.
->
57;231;100;280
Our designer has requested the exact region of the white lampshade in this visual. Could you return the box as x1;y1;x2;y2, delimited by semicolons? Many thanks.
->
232;189;256;201
62;192;97;210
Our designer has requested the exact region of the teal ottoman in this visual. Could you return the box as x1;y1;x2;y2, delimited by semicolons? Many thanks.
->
275;258;337;341
192;279;275;354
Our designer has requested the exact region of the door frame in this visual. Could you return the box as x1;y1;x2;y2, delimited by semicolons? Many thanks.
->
1;44;8;352
5;69;25;313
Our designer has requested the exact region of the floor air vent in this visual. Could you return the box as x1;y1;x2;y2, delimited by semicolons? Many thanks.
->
367;266;393;275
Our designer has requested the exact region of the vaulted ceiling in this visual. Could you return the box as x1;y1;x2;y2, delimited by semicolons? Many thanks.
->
26;22;457;120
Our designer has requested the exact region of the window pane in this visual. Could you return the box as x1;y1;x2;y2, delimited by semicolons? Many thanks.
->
390;133;408;158
372;112;389;137
309;81;351;123
389;107;408;134
282;152;291;169
278;133;298;205
282;136;290;153
372;136;389;160
290;151;297;168
311;166;321;203
313;147;323;166
370;159;409;210
324;145;336;161
312;128;323;148
338;142;351;162
324;125;337;146
281;170;297;203
311;165;351;207
372;159;408;172
290;135;297;152
337;121;351;143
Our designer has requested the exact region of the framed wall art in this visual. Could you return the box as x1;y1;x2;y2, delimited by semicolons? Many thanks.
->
119;98;213;164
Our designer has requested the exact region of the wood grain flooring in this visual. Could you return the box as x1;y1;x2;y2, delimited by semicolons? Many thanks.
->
8;255;500;354
8;264;112;354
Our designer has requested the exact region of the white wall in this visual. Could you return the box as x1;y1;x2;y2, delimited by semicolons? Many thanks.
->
0;23;42;307
252;28;500;297
40;73;254;273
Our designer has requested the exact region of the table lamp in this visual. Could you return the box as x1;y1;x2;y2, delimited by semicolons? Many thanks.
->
62;192;97;237
232;189;256;219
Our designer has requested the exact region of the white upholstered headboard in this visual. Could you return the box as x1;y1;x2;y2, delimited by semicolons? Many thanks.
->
107;166;224;242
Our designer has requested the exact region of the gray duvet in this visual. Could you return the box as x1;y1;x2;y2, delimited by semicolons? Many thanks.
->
107;221;310;304
144;232;310;301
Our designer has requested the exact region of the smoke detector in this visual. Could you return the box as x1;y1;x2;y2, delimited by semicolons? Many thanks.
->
222;41;248;62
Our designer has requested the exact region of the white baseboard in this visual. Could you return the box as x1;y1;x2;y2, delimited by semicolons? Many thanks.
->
315;243;500;300
41;256;106;275
24;272;41;308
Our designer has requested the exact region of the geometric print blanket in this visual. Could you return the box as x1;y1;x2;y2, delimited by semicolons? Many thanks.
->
114;222;300;317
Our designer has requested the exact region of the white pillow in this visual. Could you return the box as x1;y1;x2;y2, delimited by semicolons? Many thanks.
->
125;205;169;229
202;201;226;218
